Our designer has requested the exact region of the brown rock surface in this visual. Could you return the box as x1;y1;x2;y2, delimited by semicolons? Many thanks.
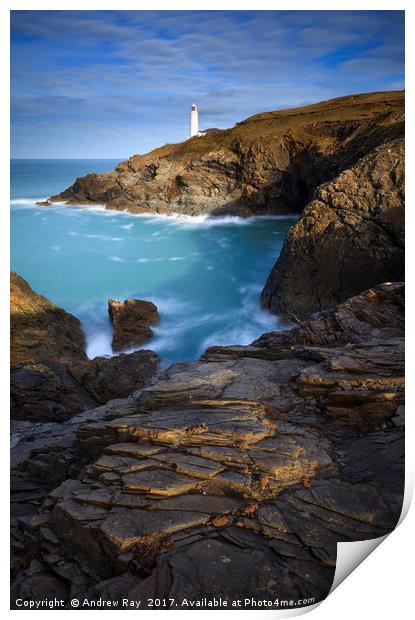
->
48;91;403;217
11;273;159;422
11;272;87;368
108;299;159;352
11;283;404;608
261;139;404;320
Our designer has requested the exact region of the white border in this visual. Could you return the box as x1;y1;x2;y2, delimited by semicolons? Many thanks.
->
2;2;413;618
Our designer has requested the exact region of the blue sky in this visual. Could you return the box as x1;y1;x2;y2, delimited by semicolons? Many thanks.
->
11;10;404;159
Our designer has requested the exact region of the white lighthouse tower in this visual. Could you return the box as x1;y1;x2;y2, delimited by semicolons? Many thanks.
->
189;103;198;138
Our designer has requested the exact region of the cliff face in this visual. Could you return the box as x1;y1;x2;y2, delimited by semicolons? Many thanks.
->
261;138;404;320
50;91;404;217
11;283;404;607
11;273;159;422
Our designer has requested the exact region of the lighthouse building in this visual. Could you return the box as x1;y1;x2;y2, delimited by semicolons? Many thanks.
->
189;104;207;139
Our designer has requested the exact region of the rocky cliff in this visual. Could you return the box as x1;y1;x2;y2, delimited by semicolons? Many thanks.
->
49;91;404;217
11;283;404;608
261;138;404;319
11;273;159;422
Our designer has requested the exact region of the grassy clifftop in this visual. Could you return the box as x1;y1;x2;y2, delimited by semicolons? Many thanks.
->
52;90;404;216
122;90;404;164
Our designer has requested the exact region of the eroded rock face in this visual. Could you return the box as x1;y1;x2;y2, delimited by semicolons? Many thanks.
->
11;272;86;368
11;283;404;608
108;299;160;352
48;91;404;217
262;140;404;320
11;273;159;422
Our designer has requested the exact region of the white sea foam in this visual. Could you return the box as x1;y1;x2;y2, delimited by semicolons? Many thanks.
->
49;200;298;228
196;284;290;355
79;204;108;212
10;198;44;205
150;311;216;356
148;295;193;315
120;223;134;230
217;237;230;248
67;231;122;241
109;256;125;262
85;234;123;241
86;332;113;358
159;213;298;229
137;257;164;263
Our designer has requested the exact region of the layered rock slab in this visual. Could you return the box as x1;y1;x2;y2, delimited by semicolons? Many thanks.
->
11;283;404;608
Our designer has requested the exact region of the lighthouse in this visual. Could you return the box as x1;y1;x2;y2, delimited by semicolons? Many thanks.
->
189;103;198;138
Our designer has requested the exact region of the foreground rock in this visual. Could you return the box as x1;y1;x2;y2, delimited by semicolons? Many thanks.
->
11;273;159;422
262;139;404;320
48;91;403;217
11;283;404;608
108;299;160;352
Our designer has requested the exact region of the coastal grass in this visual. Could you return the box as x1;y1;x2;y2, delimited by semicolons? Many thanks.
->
126;90;404;166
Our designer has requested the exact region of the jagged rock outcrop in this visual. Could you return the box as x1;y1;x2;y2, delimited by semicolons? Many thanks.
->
48;91;404;217
11;273;159;422
11;283;404;609
108;299;160;352
262;139;404;320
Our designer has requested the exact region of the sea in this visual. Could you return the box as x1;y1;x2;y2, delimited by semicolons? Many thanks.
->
11;159;297;367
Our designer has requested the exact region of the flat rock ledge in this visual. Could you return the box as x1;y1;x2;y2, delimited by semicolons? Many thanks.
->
11;282;404;609
108;299;160;352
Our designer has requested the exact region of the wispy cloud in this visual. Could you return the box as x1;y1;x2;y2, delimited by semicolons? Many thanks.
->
11;10;404;158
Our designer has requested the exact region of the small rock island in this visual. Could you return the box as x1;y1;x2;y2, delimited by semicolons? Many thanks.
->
108;298;160;352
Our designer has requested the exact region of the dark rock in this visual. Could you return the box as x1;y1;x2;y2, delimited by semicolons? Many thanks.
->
108;299;159;352
262;140;404;320
10;283;404;607
68;350;159;403
11;273;159;422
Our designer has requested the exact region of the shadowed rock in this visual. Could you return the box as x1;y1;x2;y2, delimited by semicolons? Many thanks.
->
11;273;159;422
108;299;160;352
11;283;404;608
262;140;404;320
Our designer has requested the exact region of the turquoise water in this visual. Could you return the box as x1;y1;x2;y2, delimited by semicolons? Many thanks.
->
11;160;296;366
